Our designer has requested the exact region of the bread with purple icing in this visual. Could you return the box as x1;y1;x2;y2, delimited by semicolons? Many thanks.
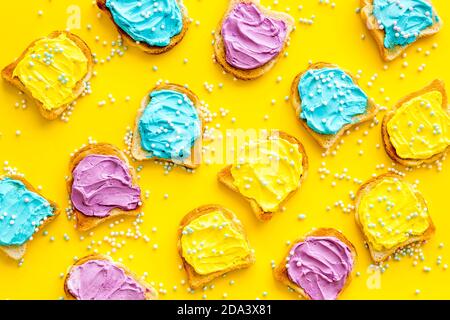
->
214;0;295;80
273;228;356;300
67;143;142;232
64;254;158;300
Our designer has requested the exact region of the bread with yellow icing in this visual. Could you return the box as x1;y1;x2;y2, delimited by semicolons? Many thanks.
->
177;204;255;289
2;31;93;120
382;79;450;166
67;143;142;232
291;62;378;150
218;130;308;221
0;175;60;260
64;254;158;300
354;173;435;263
273;228;356;300
213;0;295;80
131;83;204;169
96;0;190;55
360;0;442;62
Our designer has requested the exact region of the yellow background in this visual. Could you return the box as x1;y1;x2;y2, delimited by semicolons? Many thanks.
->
0;0;449;300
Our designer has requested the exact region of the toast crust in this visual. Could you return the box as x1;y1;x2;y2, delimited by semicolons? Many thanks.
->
218;130;308;221
64;254;158;300
1;31;93;120
67;143;142;232
97;0;190;54
291;62;378;150
0;175;60;260
213;0;295;80
381;79;449;166
360;0;442;61
177;204;255;289
131;83;204;169
354;173;435;263
273;228;357;300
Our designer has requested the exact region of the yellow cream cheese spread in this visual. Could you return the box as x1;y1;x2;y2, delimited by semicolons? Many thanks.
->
181;211;251;275
230;137;303;212
358;176;430;252
13;33;89;111
387;91;450;159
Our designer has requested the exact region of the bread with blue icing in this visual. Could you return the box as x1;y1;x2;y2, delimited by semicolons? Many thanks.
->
97;0;190;54
0;175;60;260
131;83;204;168
360;0;442;61
290;62;378;150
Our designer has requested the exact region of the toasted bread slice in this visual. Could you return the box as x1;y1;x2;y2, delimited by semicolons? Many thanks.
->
213;0;295;80
97;0;190;54
177;204;255;289
218;130;308;221
0;245;27;261
291;62;378;150
64;254;158;300
273;228;357;300
354;173;435;263
2;31;93;120
382;79;449;166
0;175;60;260
67;143;142;232
360;0;442;62
131;83;204;169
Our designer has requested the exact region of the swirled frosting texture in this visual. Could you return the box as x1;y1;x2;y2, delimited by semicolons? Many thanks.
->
138;89;201;160
230;137;303;212
13;33;88;110
287;236;353;300
181;211;251;275
358;177;430;251
0;178;54;246
67;259;146;300
387;91;450;159
373;0;438;49
299;67;369;135
71;155;141;218
222;3;288;70
106;0;183;47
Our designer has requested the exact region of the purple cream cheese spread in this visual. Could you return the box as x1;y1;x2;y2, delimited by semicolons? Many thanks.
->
71;154;141;217
67;259;146;300
222;3;287;70
287;236;354;300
